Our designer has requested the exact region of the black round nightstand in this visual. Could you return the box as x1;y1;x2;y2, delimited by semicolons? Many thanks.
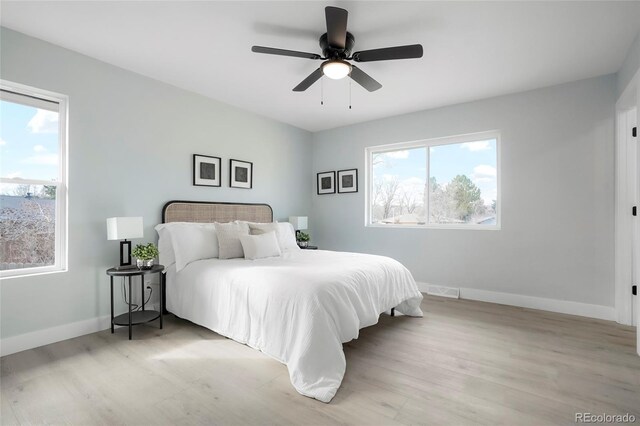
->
106;264;164;340
300;246;318;250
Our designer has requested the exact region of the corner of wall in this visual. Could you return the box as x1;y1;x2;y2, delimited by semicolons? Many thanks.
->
617;30;640;98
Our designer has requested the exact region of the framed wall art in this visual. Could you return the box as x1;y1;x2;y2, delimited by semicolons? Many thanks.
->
337;169;358;193
230;159;253;189
193;154;221;187
317;171;336;195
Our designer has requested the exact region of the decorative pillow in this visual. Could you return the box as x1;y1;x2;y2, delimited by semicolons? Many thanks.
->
247;222;300;252
239;231;282;260
248;222;279;236
234;220;250;234
277;222;300;251
215;222;249;259
164;223;219;272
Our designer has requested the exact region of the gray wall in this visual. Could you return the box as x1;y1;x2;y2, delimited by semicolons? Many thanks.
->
311;75;615;307
617;30;640;97
0;28;312;339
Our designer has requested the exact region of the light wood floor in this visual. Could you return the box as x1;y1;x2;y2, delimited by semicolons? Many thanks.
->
1;296;639;425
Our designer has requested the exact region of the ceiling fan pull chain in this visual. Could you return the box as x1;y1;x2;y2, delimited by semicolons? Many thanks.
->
349;78;352;110
321;77;324;106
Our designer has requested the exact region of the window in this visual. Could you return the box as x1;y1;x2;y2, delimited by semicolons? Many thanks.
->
0;82;68;277
366;131;500;229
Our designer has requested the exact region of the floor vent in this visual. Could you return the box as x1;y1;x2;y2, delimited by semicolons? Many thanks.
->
426;285;460;299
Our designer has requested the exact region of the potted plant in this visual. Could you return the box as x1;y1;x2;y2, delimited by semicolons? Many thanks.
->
297;231;310;248
132;243;159;270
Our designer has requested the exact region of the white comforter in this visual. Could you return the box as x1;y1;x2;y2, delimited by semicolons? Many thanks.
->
167;249;423;402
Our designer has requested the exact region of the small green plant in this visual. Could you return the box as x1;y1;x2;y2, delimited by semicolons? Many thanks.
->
297;231;310;243
132;243;159;260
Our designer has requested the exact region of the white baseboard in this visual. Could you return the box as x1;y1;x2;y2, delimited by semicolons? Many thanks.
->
461;288;616;321
1;315;111;357
417;282;615;321
422;283;460;299
416;282;431;293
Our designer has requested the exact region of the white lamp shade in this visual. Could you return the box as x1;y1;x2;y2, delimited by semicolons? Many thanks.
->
106;217;143;240
289;216;308;230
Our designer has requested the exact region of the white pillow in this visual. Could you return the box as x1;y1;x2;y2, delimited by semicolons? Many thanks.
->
277;222;300;251
234;220;250;234
155;222;212;268
215;222;249;259
239;231;282;260
247;221;300;252
155;224;176;268
165;223;219;272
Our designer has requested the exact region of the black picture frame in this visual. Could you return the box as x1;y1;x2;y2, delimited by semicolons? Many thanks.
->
230;159;253;189
317;171;336;195
193;154;221;187
337;169;358;193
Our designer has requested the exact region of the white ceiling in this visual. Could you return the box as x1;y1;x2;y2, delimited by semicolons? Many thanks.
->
2;1;639;132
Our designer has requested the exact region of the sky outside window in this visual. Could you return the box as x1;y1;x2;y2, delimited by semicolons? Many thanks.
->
0;100;59;182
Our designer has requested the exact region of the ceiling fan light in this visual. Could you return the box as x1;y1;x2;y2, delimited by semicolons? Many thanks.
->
322;60;352;80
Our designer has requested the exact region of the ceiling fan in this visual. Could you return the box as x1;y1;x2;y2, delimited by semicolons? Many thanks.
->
251;6;423;92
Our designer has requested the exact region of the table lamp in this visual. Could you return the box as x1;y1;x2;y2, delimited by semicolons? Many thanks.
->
107;217;143;268
289;216;308;240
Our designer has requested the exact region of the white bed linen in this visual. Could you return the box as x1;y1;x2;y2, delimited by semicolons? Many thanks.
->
167;249;423;402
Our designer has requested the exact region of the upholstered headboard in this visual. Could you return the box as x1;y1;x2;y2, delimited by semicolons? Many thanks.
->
162;200;273;224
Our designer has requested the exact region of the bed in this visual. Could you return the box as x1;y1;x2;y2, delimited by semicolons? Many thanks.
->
159;200;424;402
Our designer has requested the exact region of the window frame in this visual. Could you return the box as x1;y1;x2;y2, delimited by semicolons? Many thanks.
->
0;80;69;279
365;130;501;230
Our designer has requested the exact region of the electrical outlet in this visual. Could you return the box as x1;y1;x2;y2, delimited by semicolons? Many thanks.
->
144;282;161;309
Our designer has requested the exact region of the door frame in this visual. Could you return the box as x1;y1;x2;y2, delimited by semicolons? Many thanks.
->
615;68;639;327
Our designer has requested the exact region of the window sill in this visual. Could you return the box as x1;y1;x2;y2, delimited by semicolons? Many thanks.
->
0;266;67;280
365;223;501;231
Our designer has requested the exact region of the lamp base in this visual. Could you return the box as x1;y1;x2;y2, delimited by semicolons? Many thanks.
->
120;240;132;267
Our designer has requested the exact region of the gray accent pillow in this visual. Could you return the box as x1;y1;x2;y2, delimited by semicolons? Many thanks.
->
248;222;279;236
215;222;249;259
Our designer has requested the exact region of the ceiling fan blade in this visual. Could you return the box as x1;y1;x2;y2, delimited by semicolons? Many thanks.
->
325;6;348;49
352;44;423;62
350;66;382;92
293;68;324;92
252;46;321;60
